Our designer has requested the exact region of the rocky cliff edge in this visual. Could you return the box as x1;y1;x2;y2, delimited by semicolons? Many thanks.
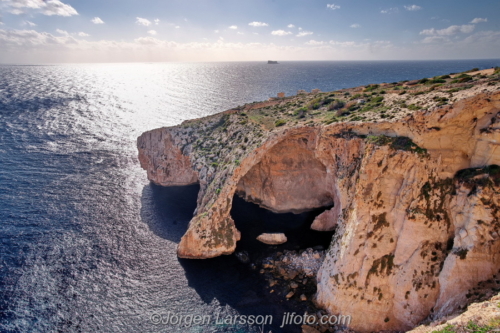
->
138;69;500;331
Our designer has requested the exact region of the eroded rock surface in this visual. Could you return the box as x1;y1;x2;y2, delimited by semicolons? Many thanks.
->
138;73;500;331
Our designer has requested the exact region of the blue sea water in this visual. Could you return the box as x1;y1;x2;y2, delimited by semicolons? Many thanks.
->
1;60;499;333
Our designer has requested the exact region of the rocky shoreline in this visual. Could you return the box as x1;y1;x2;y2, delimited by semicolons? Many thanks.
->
236;246;348;333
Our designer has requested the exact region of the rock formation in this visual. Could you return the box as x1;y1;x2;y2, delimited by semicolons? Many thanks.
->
256;233;288;245
138;69;500;331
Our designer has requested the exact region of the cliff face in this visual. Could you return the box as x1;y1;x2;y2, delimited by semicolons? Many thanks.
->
138;72;500;331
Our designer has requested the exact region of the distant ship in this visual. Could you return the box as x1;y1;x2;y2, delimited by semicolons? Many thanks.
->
268;60;279;64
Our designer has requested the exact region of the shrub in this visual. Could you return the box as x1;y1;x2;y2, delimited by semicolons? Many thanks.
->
307;97;322;110
454;248;468;260
367;135;428;156
324;117;338;125
294;107;307;118
275;119;287;127
328;100;345;110
365;84;379;92
336;109;350;117
459;76;473;83
430;79;446;84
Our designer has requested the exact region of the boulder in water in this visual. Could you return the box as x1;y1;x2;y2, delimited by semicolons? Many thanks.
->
256;233;287;245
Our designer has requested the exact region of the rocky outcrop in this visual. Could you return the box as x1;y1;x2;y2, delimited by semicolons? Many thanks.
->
137;128;198;186
311;208;339;231
256;233;288;245
138;73;500;331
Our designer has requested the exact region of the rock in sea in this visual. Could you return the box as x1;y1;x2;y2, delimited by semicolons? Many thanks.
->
256;233;287;245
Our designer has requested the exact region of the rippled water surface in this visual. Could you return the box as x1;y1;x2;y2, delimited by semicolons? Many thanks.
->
1;60;499;332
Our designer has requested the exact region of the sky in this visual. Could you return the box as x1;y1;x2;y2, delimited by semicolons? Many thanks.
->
0;0;499;63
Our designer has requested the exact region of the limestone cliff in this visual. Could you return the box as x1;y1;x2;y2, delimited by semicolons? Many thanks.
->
138;69;500;331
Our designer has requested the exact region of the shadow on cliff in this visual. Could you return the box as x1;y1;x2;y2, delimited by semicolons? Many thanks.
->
139;182;199;243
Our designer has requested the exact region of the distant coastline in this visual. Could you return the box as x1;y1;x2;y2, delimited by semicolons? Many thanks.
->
268;60;279;64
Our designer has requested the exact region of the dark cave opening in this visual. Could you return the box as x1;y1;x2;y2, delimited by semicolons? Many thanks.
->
230;194;335;256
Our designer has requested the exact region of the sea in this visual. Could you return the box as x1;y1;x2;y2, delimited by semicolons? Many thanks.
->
1;60;499;333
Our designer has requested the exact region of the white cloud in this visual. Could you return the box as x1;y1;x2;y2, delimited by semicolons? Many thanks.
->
417;30;500;58
420;24;475;36
24;20;36;27
296;31;313;37
91;17;104;24
2;0;78;16
470;18;487;24
404;5;421;11
381;7;398;14
0;28;78;47
214;30;219;33
2;28;499;63
249;21;268;27
329;40;356;46
147;30;157;35
57;29;90;38
271;30;292;36
229;25;238;30
305;40;324;46
287;24;295;28
134;36;164;46
237;31;244;35
42;0;77;16
350;24;361;28
136;17;151;26
421;36;448;44
56;29;69;36
326;4;340;10
175;26;180;29
457;25;475;34
154;19;160;25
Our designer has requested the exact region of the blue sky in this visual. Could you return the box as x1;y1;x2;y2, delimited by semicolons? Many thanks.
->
0;0;499;63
